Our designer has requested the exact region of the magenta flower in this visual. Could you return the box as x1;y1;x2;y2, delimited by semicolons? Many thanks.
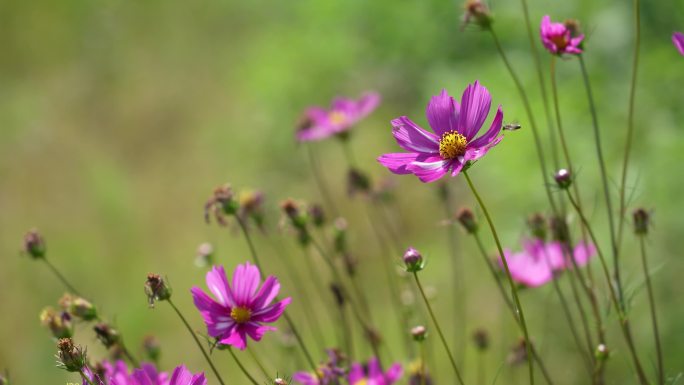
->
296;92;380;142
377;81;503;182
673;32;684;56
292;349;346;385
501;239;596;287
540;15;584;55
82;360;170;385
164;366;207;385
348;358;403;385
191;263;291;350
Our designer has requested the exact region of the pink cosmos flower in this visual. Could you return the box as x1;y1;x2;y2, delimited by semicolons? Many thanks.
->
673;32;684;56
540;15;584;55
82;360;170;385
377;81;503;183
348;358;403;385
296;92;380;142
501;239;596;287
292;349;346;385
164;366;207;385
191;263;291;350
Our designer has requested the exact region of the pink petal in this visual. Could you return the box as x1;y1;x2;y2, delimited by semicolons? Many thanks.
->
356;91;381;117
468;105;503;148
385;363;404;383
407;157;450;183
252;297;291;323
572;242;596;267
378;152;422;175
425;89;459;136
674;32;684;56
391;116;440;153
232;262;261;306
220;327;247;350
242;322;277;342
250;275;281;310
464;136;503;163
457;81;492;141
206;265;235;307
191;287;235;337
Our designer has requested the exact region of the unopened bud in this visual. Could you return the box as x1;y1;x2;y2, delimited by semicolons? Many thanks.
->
143;335;161;363
333;218;348;254
40;308;73;339
145;273;172;307
59;294;98;321
527;213;547;240
94;322;120;348
633;208;651;235
472;329;490;351
462;0;493;30
403;247;425;273
554;169;572;189
456;208;478;234
274;379;288;385
411;325;427;341
347;168;372;197
280;199;307;229
308;204;326;228
56;338;87;372
23;229;46;259
595;344;609;361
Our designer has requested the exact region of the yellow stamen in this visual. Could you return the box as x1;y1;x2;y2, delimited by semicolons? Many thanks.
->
328;111;347;125
439;130;468;159
353;380;368;385
230;307;252;324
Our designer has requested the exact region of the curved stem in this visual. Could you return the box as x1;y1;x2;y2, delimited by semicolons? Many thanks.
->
228;347;259;385
413;272;465;385
167;299;226;385
639;236;664;385
42;259;81;296
463;171;534;385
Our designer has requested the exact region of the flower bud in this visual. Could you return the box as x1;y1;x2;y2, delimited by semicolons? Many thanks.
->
274;379;288;385
472;328;490;351
280;199;307;229
0;372;8;385
411;325;427;342
403;247;425;273
23;229;46;259
347;168;372;197
333;218;348;254
633;208;651;235
239;190;265;229
56;338;87;372
526;213;547;240
462;0;493;30
40;307;73;339
94;322;120;348
59;293;98;321
308;204;326;228
595;344;609;361
456;208;478;234
204;184;238;226
554;169;572;189
195;242;214;268
145;273;172;307
142;335;161;363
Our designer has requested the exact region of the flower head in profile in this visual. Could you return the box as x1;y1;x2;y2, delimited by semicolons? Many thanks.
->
296;92;380;142
82;361;203;385
540;15;584;55
378;81;503;182
348;357;403;385
501;239;596;287
673;32;684;56
191;263;291;350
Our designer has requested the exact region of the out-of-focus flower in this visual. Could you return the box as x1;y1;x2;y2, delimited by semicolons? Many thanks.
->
540;15;584;55
191;263;291;350
56;338;86;372
403;247;425;273
195;243;214;268
507;338;529;366
461;0;492;30
378;81;503;182
292;349;346;385
145;274;172;307
633;208;652;235
22;228;46;259
59;293;98;321
238;190;266;230
165;365;207;385
204;184;239;226
142;335;162;364
472;328;490;351
296;92;380;142
501;239;596;287
348;357;403;385
673;32;684;56
407;359;432;385
40;307;73;339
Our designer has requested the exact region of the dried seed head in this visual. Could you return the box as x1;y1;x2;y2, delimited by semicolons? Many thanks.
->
23;229;46;259
145;273;172;307
94;322;120;348
204;184;238;225
462;0;493;30
456;208;478;234
59;293;98;321
56;338;87;372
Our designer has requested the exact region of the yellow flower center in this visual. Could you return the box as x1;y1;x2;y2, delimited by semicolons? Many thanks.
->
328;111;347;125
439;130;468;159
550;35;569;50
230;307;252;324
353;380;368;385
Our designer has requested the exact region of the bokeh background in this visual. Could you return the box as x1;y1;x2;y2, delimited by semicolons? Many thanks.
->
1;0;682;383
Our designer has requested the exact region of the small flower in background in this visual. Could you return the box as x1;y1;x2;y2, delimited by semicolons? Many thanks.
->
56;338;87;372
292;349;346;385
411;325;427;341
540;15;584;55
22;228;46;259
296;92;380;142
191;263;291;350
461;0;493;30
378;81;504;182
165;365;207;385
40;307;73;339
673;32;684;56
59;293;98;321
145;273;172;307
280;199;310;246
195;242;214;268
204;184;239;226
348;357;403;385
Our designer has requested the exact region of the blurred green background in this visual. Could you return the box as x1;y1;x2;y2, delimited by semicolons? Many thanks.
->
1;0;683;383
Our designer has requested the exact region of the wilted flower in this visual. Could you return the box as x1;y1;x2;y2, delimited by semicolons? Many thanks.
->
191;263;291;350
501;239;596;287
540;15;584;55
348;357;403;385
22;229;46;259
59;293;98;321
145;273;172;307
204;184;238;226
56;338;86;372
378;81;503;182
40;307;73;339
296;92;381;142
673;32;684;56
94;322;121;349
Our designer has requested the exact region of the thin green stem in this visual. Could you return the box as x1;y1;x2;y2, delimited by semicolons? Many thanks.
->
639;236;664;385
167;299;226;385
413;272;465;385
488;27;558;214
306;144;339;217
228;347;259;385
120;341;140;368
463;171;534;385
42;259;81;296
564;191;649;385
247;346;271;380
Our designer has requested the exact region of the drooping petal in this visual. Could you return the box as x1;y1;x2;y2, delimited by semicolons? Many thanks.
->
457;81;492;140
674;32;684;56
468;105;503;149
219;327;248;350
391;116;440;153
206;265;235;307
242;322;277;342
232;262;261;306
378;152;423;175
251;297;291;323
407;156;450;183
426;89;459;136
250;275;281;310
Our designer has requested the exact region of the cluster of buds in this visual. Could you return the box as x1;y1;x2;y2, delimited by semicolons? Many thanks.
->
59;293;98;321
633;208;651;236
56;338;87;372
145;273;172;307
403;247;425;273
280;199;310;246
40;307;73;339
456;208;478;234
472;328;490;351
93;322;120;348
527;213;547;240
347;168;372;197
461;0;493;30
204;184;239;226
411;325;427;342
22;229;46;259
